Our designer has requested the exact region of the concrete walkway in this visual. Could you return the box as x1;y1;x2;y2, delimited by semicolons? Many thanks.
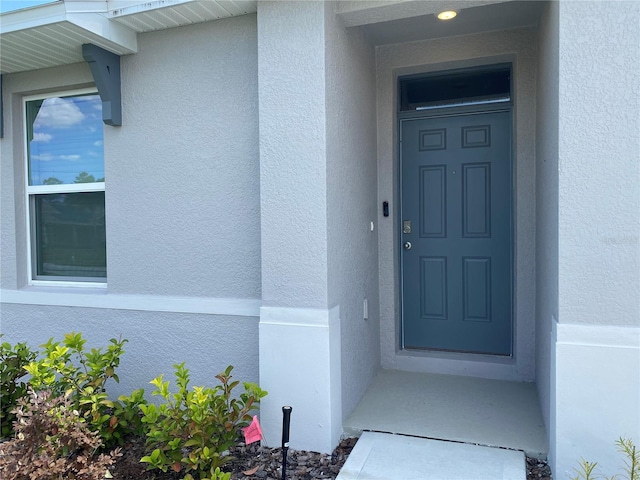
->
336;431;526;480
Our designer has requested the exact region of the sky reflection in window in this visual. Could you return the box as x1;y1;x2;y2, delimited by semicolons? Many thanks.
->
28;95;104;186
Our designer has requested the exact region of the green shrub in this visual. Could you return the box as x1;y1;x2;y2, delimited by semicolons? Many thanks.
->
572;437;639;480
0;389;121;480
0;336;37;437
24;332;146;445
137;363;266;480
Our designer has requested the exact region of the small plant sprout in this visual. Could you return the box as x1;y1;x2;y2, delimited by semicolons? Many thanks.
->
571;437;639;480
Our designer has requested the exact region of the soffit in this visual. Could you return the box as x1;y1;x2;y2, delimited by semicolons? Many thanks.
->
0;0;257;74
341;0;545;46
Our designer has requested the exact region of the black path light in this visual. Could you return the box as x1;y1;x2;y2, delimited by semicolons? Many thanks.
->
281;406;292;480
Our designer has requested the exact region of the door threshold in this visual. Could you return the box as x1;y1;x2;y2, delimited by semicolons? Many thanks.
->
403;345;512;356
395;348;526;382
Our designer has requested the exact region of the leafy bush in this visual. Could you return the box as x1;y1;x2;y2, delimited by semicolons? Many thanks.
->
572;437;639;480
24;332;146;445
0;336;38;437
136;363;267;480
0;389;121;480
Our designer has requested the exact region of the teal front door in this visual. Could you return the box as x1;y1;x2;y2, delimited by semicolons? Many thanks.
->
400;111;513;355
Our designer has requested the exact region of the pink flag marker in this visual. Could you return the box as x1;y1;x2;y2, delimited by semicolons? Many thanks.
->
243;415;263;445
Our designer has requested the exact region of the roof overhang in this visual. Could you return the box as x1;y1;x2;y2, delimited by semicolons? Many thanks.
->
0;0;257;74
337;0;545;46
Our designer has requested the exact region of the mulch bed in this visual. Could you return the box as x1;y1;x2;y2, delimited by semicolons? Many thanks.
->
110;435;551;480
110;436;357;480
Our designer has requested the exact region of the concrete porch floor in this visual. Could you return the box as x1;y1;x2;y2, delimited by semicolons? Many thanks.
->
343;369;548;459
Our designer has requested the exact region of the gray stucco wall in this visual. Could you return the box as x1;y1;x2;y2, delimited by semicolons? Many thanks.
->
0;15;261;396
558;1;640;328
0;304;259;398
535;0;559;442
376;27;538;381
324;5;381;421
258;1;329;309
108;14;260;298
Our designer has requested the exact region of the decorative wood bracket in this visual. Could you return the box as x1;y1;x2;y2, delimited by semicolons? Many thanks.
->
82;44;122;126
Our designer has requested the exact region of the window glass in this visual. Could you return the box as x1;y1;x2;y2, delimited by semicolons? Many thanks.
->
34;192;106;278
25;90;106;283
27;94;104;186
399;66;511;112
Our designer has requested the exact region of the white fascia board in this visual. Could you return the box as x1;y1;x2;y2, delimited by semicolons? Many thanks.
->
63;1;109;13
107;0;194;18
66;12;137;53
0;2;67;33
1;1;137;54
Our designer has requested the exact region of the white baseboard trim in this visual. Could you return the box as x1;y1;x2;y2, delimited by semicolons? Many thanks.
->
554;322;639;348
259;305;340;327
552;321;640;478
259;305;342;453
0;288;260;317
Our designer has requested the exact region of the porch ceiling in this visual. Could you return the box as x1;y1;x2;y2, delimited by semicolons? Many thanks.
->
0;0;257;74
344;1;545;46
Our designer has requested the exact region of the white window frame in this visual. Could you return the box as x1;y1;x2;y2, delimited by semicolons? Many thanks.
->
23;88;107;288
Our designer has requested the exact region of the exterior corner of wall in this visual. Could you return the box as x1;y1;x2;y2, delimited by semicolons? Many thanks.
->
258;307;342;454
552;323;640;477
548;316;558;473
329;305;343;447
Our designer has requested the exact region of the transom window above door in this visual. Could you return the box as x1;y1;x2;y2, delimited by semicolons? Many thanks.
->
399;65;511;112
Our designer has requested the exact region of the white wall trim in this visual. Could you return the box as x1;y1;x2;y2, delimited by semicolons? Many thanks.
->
552;320;640;477
0;288;260;317
259;304;342;453
260;305;339;327
555;322;640;349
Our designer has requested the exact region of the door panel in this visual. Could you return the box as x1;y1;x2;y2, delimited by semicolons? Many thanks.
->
401;111;512;355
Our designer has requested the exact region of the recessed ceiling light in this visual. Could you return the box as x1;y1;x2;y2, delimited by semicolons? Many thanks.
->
437;10;458;20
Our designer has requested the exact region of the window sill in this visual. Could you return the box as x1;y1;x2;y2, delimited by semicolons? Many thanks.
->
29;280;107;289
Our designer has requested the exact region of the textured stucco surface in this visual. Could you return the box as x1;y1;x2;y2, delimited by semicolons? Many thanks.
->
258;1;329;309
1;15;261;299
0;16;261;405
107;15;260;298
257;1;339;453
0;303;259;400
535;0;559;445
324;4;380;424
257;1;380;449
557;1;640;327
376;28;538;382
2;1;637;472
551;1;640;476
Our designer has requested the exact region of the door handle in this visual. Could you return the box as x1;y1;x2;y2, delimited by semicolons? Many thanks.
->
404;242;412;250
